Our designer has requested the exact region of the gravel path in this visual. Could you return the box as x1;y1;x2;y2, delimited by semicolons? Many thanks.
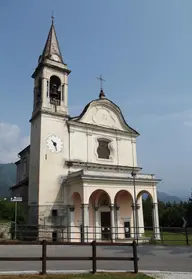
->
145;272;192;279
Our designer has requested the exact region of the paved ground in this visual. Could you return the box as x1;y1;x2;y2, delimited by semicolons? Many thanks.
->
0;244;191;273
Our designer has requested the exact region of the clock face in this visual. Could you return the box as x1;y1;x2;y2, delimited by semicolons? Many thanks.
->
51;54;60;62
46;135;63;153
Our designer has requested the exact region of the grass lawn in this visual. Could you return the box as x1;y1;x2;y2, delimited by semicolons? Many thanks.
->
0;274;154;279
145;230;192;245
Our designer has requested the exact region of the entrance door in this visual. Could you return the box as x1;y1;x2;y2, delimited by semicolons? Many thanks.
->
101;212;111;240
52;231;58;242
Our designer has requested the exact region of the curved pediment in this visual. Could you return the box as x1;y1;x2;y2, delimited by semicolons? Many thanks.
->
72;98;139;135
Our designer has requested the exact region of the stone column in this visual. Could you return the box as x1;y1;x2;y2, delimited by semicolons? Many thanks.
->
152;202;161;240
115;205;120;239
41;77;48;105
94;206;100;240
82;204;89;242
131;203;139;239
131;203;136;239
137;196;144;236
110;204;115;241
64;73;68;108
69;206;75;242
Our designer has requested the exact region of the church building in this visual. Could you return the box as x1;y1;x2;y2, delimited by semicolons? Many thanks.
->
10;20;161;242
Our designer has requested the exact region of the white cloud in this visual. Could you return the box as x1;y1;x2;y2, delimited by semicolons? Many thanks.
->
0;122;29;164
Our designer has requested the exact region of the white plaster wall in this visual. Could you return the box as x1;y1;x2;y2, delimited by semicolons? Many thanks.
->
28;116;41;204
38;113;69;205
70;130;87;161
69;124;138;167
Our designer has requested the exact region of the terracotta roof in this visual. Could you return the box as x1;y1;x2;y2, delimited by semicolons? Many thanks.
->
9;177;28;190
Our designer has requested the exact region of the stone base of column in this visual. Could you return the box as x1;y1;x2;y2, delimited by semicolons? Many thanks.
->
154;230;161;240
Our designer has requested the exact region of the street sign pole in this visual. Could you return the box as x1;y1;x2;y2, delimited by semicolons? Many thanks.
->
10;197;22;239
182;217;187;228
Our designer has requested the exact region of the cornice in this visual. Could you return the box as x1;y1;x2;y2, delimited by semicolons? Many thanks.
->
65;173;161;185
32;60;71;79
30;109;69;122
65;160;142;172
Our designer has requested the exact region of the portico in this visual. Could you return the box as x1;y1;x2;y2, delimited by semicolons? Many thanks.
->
66;168;161;242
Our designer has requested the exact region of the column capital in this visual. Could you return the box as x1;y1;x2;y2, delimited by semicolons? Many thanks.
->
81;204;89;209
131;203;140;210
115;204;120;210
69;206;75;212
152;202;158;209
94;206;99;211
109;203;115;209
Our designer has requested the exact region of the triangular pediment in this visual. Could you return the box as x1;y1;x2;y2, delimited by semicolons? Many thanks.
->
72;98;139;135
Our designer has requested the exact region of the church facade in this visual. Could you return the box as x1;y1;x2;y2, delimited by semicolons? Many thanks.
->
11;20;161;242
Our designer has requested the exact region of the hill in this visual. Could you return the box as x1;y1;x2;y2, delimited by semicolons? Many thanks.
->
0;163;185;202
0;163;16;198
157;191;181;203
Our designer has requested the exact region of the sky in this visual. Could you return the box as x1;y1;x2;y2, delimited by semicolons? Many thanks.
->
0;0;192;197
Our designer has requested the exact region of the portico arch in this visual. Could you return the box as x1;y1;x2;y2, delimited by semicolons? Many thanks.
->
136;190;153;236
89;189;112;240
137;190;160;240
114;190;133;239
89;189;112;207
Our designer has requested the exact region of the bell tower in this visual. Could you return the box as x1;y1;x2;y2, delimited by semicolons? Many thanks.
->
28;19;71;226
31;18;71;119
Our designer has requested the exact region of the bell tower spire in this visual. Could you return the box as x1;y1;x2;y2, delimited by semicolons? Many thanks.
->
38;16;63;64
31;18;71;120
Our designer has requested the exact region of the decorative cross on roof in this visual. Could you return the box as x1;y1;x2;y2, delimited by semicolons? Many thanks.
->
97;74;106;90
51;11;54;23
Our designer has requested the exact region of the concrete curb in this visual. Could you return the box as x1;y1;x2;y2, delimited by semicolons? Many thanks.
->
0;269;191;275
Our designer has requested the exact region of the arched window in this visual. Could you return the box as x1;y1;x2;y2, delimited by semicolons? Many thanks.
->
49;75;61;105
97;138;110;159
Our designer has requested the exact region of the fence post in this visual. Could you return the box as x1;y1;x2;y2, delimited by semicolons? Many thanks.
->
132;240;138;273
160;226;164;245
92;240;97;274
41;240;47;275
185;226;189;245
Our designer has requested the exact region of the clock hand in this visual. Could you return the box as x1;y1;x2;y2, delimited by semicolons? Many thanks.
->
51;140;57;146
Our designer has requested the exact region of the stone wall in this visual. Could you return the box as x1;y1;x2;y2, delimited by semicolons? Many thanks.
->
0;222;11;239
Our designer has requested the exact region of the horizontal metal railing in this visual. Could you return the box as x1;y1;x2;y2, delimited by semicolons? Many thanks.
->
4;224;192;245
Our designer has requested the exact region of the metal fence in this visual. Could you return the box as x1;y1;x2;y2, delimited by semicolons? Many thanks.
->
4;224;192;245
0;240;139;274
146;226;192;246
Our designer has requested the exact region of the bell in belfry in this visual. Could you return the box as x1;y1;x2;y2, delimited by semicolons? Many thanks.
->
50;84;59;99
